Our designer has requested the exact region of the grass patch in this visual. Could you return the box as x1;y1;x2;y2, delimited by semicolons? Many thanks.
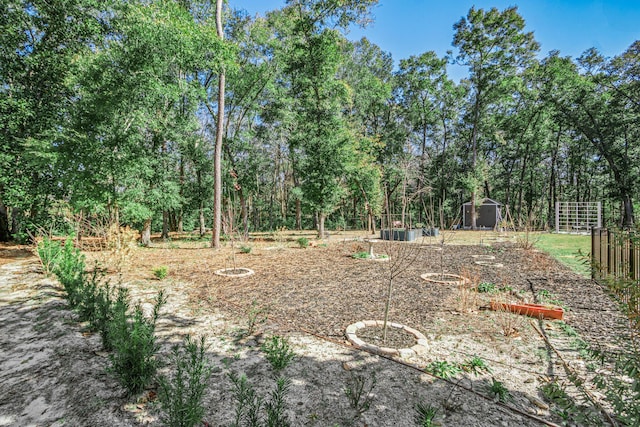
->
533;233;590;277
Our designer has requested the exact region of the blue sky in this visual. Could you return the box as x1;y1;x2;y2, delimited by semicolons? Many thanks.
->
231;1;640;80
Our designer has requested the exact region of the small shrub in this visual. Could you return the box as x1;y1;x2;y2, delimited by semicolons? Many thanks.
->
54;238;86;307
153;265;168;280
228;371;261;427
240;300;269;338
425;360;461;379
487;378;510;402
261;336;295;372
344;371;377;421
76;267;106;323
477;282;497;293
264;377;291;427
352;251;370;259
101;225;138;273
296;237;309;248
109;291;167;395
158;335;213;427
240;245;252;254
461;356;491;375
35;236;63;275
96;285;129;351
414;401;438;426
541;380;569;403
228;371;291;427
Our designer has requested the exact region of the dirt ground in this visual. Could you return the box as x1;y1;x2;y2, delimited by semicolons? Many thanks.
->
0;231;628;426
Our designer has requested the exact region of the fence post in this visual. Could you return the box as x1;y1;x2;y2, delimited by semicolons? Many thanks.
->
591;227;596;280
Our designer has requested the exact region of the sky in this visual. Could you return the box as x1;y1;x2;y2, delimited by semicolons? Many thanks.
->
230;0;640;81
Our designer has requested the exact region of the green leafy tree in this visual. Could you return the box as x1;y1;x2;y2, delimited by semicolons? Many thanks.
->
453;6;539;229
339;38;391;231
541;47;639;227
0;0;102;240
395;51;462;223
62;0;228;244
283;0;378;238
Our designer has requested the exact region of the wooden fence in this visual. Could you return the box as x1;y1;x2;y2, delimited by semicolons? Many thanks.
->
591;228;640;319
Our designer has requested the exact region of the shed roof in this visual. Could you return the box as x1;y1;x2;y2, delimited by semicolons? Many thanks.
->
462;198;503;206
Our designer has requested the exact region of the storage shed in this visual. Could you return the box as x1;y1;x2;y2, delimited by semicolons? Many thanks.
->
462;198;503;229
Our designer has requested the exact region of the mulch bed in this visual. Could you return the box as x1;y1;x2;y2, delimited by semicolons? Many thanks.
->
120;239;624;350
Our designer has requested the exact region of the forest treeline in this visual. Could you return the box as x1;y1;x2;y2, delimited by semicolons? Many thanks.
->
1;0;638;243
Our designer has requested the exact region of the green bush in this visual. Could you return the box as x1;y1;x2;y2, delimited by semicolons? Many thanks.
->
296;237;309;248
97;285;130;351
153;265;168;280
228;371;291;427
73;268;132;351
36;236;63;275
477;282;496;293
261;336;295;372
344;371;377;421
158;335;213;427
75;267;104;323
487;378;510;402
461;356;491;375
352;251;370;259
109;290;167;395
53;239;86;307
424;360;461;379
240;245;252;254
414;402;438;426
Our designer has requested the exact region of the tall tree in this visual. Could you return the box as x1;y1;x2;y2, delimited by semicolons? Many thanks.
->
63;0;226;244
0;0;102;240
395;51;461;222
339;38;392;230
541;48;639;227
283;0;377;238
212;0;226;248
453;6;539;229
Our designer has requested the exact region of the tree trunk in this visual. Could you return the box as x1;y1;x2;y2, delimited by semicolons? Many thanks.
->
0;200;10;242
483;180;491;200
161;211;169;240
177;211;183;233
547;127;561;228
199;202;206;236
11;207;20;236
141;219;152;247
240;192;249;240
318;212;325;239
178;155;184;233
296;200;302;230
622;194;634;229
212;0;225;249
470;89;481;230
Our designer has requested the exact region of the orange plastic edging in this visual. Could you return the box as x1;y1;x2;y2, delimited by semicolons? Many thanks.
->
490;301;564;320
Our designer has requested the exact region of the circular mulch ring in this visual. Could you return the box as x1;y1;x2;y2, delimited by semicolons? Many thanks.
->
214;268;255;278
420;272;468;285
471;255;495;260
353;255;390;262
474;261;504;268
345;320;427;358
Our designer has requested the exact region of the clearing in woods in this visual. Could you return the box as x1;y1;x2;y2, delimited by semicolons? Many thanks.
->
0;231;621;426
